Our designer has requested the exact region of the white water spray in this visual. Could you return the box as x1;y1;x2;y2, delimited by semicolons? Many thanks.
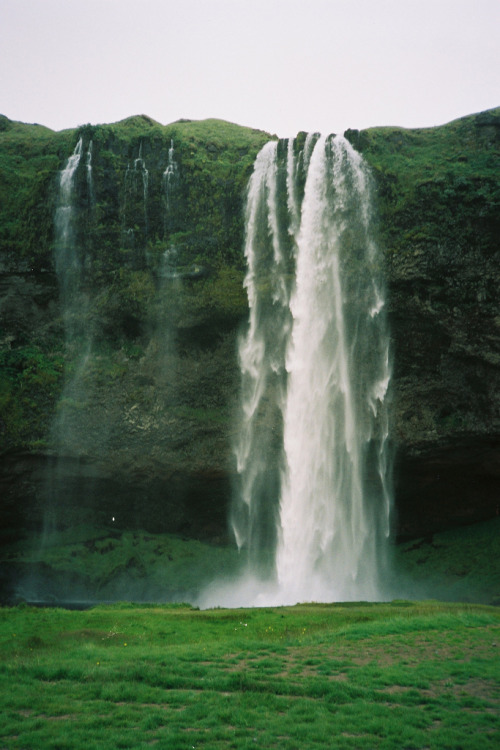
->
201;134;392;607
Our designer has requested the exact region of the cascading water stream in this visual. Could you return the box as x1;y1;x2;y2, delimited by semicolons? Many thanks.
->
201;132;392;607
86;140;94;206
163;140;178;210
163;139;179;238
123;142;149;249
276;135;391;603
40;137;92;549
53;136;93;350
135;143;149;236
230;140;292;574
53;135;95;425
286;136;300;241
54;137;83;318
136;144;149;230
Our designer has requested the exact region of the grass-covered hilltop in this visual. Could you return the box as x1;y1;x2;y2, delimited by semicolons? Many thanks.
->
0;107;499;605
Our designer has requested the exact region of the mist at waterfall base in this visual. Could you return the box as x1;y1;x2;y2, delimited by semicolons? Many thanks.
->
197;134;393;609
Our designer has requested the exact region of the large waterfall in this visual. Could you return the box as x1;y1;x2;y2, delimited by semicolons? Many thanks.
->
203;133;392;607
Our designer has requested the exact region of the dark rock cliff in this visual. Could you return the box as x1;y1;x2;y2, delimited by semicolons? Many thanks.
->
360;113;500;537
0;110;499;545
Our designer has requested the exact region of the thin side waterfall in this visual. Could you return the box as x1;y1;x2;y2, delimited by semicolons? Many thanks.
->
123;142;149;249
200;133;392;607
163;140;179;210
41;138;91;547
54;137;83;318
86;140;94;206
163;139;179;236
53;136;92;348
53;136;94;416
135;143;149;236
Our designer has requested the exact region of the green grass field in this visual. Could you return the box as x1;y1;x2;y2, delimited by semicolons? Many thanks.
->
1;600;499;749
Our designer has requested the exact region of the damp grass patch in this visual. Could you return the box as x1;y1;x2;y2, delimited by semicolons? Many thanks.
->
1;600;499;749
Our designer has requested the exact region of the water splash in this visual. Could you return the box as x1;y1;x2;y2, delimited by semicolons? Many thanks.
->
203;133;392;607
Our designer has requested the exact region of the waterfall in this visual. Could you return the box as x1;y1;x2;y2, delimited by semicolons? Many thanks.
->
52;136;94;438
135;143;149;236
86;140;94;206
163;139;179;237
202;133;392;607
230;141;292;576
54;137;83;314
40;137;91;549
123;142;149;249
276;135;392;603
54;136;82;323
163;140;179;211
286;137;300;240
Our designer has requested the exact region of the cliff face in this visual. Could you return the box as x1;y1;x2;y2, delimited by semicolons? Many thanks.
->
0;110;499;543
351;112;500;536
388;220;500;535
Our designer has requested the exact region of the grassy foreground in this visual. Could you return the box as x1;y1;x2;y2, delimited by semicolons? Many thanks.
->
1;601;499;749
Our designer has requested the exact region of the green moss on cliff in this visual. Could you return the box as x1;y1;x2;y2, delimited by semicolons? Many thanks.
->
0;344;64;447
1;108;499;540
346;107;500;258
0;119;62;259
0;114;270;271
0;115;271;452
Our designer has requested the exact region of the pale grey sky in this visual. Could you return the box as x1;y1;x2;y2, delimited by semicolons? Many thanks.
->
1;0;499;137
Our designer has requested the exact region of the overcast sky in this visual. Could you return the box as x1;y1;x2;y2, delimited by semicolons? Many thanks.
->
1;0;499;138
